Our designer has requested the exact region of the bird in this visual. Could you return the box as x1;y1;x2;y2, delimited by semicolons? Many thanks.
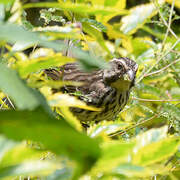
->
44;57;138;126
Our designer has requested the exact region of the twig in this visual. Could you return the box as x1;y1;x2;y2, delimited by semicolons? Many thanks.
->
144;58;180;76
136;0;180;83
108;113;159;137
0;98;6;109
136;39;180;83
6;96;15;109
132;97;180;102
156;0;178;40
161;0;175;49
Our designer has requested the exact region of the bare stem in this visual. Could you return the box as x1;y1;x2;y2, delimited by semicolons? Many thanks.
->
157;0;178;40
132;97;180;102
162;0;175;49
109;113;159;137
144;58;180;76
136;0;180;83
136;39;180;83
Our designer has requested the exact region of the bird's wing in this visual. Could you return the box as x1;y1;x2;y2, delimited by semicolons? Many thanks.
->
44;63;112;106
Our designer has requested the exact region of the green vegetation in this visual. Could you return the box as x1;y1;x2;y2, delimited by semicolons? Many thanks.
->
0;0;179;179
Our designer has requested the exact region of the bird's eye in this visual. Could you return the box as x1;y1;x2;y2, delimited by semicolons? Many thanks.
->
117;64;122;69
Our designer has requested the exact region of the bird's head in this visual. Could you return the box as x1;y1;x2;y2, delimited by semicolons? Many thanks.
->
103;58;138;91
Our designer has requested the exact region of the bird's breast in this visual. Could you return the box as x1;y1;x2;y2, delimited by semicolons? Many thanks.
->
70;89;129;123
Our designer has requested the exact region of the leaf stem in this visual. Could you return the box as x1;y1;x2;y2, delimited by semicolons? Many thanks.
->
108;113;159;137
144;58;180;76
132;97;180;102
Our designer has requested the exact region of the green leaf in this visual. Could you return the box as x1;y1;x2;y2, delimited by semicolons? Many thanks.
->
0;161;57;178
0;145;42;167
91;141;135;175
90;123;129;137
23;2;127;16
162;103;180;120
0;136;17;161
165;0;180;9
46;168;72;180
120;2;161;34
0;4;5;21
48;93;101;112
113;163;170;178
0;107;101;174
0;63;40;110
138;84;163;99
0;63;53;115
0;0;15;5
0;136;58;178
133;137;180;166
134;126;168;152
81;18;107;32
0;22;107;71
131;37;151;57
82;22;111;55
104;0;126;8
16;54;75;78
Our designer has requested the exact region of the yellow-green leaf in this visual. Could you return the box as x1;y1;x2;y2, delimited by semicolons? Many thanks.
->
91;141;135;175
23;2;127;16
165;0;180;8
16;54;75;78
133;137;180;166
48;93;101;112
120;2;162;35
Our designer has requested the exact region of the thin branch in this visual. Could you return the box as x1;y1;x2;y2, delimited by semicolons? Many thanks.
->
0;98;6;109
136;39;180;83
157;0;178;40
136;0;180;83
132;97;180;102
6;96;15;109
161;0;175;49
108;113;159;137
144;58;180;76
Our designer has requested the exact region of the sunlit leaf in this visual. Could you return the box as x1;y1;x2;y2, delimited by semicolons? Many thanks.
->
133;126;168;153
165;0;180;8
46;167;72;180
0;22;107;70
0;144;43;167
133;137;180;166
104;0;126;8
0;161;58;178
60;107;82;132
0;136;58;178
48;93;101;112
81;18;107;32
91;141;135;175
0;63;40;110
23;2;128;16
120;2;162;34
12;41;35;52
16;53;75;78
0;136;17;161
162;103;180;120
113;163;169;178
0;107;101;174
33;25;81;39
0;4;5;21
82;22;111;55
0;0;15;5
90;122;129;138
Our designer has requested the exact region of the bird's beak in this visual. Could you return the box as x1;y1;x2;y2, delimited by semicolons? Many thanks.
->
123;69;134;81
126;64;138;81
127;69;135;81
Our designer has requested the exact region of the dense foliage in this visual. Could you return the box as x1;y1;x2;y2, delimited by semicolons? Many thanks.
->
0;0;180;179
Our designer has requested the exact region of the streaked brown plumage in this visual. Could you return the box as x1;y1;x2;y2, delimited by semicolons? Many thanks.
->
45;58;138;124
